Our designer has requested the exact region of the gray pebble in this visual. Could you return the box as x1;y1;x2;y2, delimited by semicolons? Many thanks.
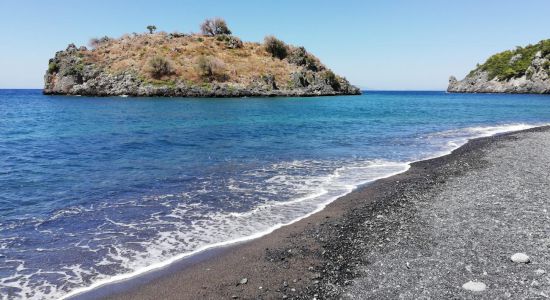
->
510;253;530;263
462;281;487;292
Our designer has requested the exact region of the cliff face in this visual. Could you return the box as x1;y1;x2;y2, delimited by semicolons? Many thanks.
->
448;40;550;94
44;33;360;97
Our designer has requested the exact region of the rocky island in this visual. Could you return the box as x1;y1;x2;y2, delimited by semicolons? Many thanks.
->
448;39;550;94
43;19;360;97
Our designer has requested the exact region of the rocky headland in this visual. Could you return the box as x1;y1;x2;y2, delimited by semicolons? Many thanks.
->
43;19;360;97
448;39;550;94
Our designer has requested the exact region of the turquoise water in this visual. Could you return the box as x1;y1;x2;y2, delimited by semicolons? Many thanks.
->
1;90;550;299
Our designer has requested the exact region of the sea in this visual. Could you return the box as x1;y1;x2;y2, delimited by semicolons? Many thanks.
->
1;90;550;299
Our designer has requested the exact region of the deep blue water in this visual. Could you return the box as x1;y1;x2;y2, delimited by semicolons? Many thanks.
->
1;89;550;299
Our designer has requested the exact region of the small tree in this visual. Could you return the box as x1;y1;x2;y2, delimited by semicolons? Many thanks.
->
146;25;157;34
147;55;174;78
264;36;288;59
200;18;231;36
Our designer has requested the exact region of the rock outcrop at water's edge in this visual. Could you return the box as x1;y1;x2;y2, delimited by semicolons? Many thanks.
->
448;39;550;94
44;29;360;97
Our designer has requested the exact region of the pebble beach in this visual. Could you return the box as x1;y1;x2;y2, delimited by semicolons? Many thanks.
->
100;127;550;299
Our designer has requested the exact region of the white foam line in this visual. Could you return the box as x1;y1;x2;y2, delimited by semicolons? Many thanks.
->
226;189;329;218
420;123;549;161
59;165;409;300
59;122;548;300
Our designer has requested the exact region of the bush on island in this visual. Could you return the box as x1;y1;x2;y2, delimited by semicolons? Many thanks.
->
288;46;322;71
322;70;340;91
147;55;174;78
88;36;112;49
200;18;232;36
147;25;157;34
264;36;288;59
196;56;226;80
215;34;243;49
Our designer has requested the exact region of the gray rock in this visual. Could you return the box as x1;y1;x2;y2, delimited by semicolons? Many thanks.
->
510;253;530;263
66;43;77;52
448;56;550;94
509;54;522;64
43;46;361;97
462;281;487;292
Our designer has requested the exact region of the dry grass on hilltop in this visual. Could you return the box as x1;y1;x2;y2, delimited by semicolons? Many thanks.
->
82;32;315;88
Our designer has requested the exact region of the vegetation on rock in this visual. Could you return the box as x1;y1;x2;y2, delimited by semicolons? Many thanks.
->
147;55;174;78
88;36;111;49
322;70;340;90
196;55;226;80
216;34;243;49
43;18;360;97
448;38;550;94
47;62;59;74
264;36;288;59
147;25;157;34
288;46;322;71
200;18;231;36
472;39;550;81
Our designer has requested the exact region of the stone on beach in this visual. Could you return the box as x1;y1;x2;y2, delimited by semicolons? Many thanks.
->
535;269;546;276
462;281;487;292
510;253;530;263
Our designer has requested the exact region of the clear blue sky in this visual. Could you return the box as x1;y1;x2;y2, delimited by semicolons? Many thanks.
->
1;0;550;90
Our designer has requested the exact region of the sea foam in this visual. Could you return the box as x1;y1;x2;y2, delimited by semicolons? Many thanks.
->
1;120;548;300
51;123;545;300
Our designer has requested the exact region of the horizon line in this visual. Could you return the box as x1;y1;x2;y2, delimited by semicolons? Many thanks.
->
0;88;447;92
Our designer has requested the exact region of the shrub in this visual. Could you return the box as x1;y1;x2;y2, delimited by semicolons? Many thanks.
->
213;34;242;48
226;36;243;49
147;25;157;34
288;46;321;71
471;39;550;80
200;18;231;36
322;70;340;91
196;56;226;80
478;43;540;81
216;34;228;42
541;40;550;57
63;63;84;76
500;68;518;80
147;55;174;78
48;62;59;74
88;36;111;49
169;32;187;38
305;56;322;71
288;47;307;65
264;36;288;59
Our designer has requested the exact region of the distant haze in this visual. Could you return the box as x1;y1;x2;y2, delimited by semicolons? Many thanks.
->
1;0;550;90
